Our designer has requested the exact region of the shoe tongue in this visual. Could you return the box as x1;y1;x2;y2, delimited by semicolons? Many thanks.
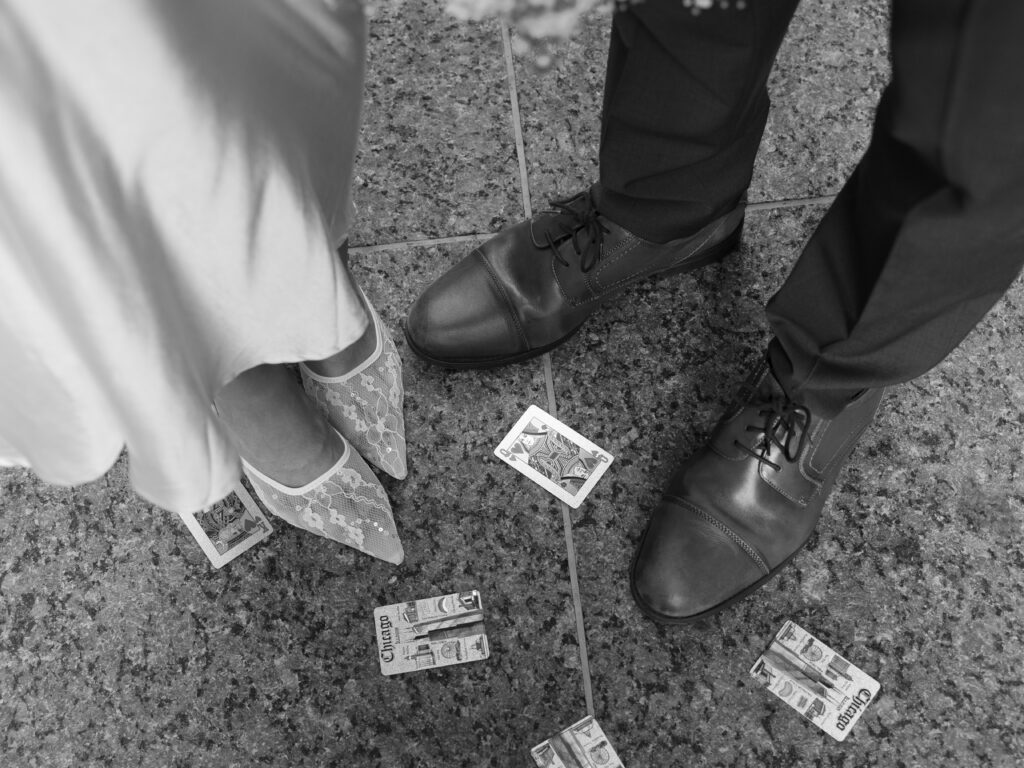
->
529;211;578;248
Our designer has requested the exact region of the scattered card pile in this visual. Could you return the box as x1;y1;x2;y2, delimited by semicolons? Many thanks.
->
495;405;614;509
178;481;273;568
373;590;490;676
750;620;880;741
175;404;886;760
531;716;625;768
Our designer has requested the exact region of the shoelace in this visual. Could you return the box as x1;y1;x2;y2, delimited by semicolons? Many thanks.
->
734;391;812;472
541;189;611;273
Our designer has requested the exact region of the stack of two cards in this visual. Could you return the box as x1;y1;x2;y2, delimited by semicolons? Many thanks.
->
372;590;625;767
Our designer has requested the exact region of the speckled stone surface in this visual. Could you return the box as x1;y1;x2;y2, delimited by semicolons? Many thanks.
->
513;0;890;208
511;9;608;207
0;244;589;768
5;1;1024;766
752;0;890;202
546;205;1024;766
352;0;523;244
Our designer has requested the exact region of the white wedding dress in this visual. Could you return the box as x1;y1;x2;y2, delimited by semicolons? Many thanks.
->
0;0;370;513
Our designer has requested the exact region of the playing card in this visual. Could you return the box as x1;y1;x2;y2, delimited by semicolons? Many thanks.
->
179;480;273;568
750;620;881;741
494;405;614;509
374;590;490;676
531;715;625;768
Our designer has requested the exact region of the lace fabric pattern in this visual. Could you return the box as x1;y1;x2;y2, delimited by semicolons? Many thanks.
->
300;299;407;479
244;443;404;564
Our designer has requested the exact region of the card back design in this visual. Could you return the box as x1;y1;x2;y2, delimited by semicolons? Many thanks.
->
750;620;880;741
179;481;273;568
531;715;625;768
374;590;490;676
495;405;614;508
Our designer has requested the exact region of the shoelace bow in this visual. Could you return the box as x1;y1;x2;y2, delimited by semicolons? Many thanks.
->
734;389;812;472
541;190;610;273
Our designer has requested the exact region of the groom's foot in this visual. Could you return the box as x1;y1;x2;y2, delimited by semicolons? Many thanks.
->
630;356;884;624
405;186;745;368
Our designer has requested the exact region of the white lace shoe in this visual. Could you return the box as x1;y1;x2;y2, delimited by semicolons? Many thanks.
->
300;289;407;479
242;431;404;564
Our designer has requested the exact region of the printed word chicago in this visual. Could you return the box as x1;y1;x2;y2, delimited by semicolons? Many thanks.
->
378;614;395;663
835;689;873;731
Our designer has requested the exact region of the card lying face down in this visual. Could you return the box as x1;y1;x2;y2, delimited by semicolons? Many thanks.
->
531;715;625;768
495;405;614;509
374;590;490;676
750;620;881;741
179;481;273;568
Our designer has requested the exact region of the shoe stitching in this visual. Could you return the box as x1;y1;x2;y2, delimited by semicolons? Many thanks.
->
803;417;879;505
761;462;818;506
801;417;828;478
590;235;645;294
476;249;530;350
552;249;575;306
807;393;882;476
666;494;771;574
594;215;729;296
554;203;739;306
760;413;821;505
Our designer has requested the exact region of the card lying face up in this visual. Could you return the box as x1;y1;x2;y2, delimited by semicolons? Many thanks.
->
531;715;625;768
179;481;273;568
374;590;490;676
750;620;881;742
495;405;614;509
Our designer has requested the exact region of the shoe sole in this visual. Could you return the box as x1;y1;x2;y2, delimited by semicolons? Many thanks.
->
403;222;743;369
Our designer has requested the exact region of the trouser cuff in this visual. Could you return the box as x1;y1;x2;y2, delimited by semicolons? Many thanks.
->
767;338;864;419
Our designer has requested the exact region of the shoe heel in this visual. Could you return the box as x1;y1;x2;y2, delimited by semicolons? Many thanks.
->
660;217;744;279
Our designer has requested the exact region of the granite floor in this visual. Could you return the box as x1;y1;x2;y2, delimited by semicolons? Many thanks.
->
3;1;1024;766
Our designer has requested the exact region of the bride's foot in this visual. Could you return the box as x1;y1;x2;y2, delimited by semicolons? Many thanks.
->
300;285;408;480
214;364;404;563
243;430;404;565
214;364;344;488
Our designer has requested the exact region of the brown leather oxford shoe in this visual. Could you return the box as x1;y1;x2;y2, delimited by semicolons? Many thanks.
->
404;187;745;368
630;356;884;624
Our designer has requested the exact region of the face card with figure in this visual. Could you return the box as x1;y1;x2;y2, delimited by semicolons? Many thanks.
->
494;405;614;509
179;481;273;568
374;590;490;676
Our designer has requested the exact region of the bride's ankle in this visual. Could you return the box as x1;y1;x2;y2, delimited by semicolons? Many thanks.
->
241;423;345;489
306;319;376;378
306;286;377;379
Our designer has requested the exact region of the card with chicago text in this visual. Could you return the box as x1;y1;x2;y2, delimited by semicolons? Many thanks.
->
750;620;880;741
373;590;489;676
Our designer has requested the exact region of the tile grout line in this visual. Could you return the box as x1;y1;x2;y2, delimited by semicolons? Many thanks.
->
501;18;595;718
500;23;533;219
543;356;596;718
348;197;837;255
349;233;489;255
747;194;836;212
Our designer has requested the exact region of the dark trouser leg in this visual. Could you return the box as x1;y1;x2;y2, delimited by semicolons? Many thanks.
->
767;0;1024;417
596;0;800;242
